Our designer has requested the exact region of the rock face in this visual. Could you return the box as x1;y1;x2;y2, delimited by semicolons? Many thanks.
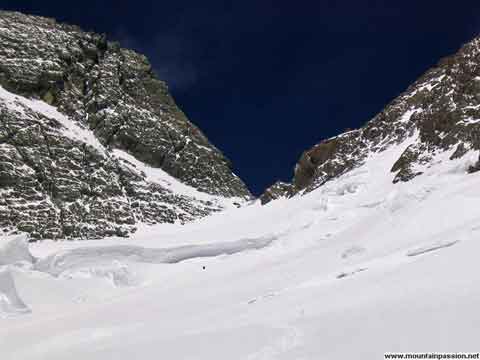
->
0;11;251;239
261;36;480;203
259;181;293;205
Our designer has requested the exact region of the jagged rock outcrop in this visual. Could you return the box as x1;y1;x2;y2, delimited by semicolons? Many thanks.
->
468;154;480;173
261;35;480;204
0;11;251;239
259;181;293;205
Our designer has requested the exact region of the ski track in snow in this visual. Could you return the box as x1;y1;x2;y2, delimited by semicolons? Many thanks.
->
406;239;460;257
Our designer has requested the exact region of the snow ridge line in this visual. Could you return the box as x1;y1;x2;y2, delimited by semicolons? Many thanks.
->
34;235;277;276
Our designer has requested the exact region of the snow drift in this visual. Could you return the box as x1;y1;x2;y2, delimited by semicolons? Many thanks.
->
0;235;34;266
1;138;480;359
33;236;275;286
0;269;30;316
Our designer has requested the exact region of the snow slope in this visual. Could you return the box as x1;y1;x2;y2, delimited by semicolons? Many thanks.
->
0;269;31;316
1;138;480;359
0;85;106;154
0;235;34;266
112;148;245;209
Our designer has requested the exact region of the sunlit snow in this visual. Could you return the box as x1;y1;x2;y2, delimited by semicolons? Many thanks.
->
1;137;480;359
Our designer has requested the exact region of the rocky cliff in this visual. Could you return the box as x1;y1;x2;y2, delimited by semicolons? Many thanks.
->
0;11;251;239
261;36;480;203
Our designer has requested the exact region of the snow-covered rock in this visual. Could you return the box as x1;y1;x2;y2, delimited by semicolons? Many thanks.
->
262;37;480;203
0;11;250;239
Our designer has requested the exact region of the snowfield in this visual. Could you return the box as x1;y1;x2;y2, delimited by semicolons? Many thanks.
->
1;139;480;359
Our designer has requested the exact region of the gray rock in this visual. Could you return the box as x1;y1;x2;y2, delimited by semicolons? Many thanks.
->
0;11;251;239
261;35;480;202
259;181;293;205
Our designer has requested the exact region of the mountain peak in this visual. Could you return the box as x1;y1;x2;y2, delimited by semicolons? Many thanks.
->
261;34;480;203
0;11;250;239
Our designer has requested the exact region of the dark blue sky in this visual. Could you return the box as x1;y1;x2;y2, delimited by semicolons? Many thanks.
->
2;1;480;194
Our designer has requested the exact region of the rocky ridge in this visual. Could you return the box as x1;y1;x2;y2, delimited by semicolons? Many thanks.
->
261;36;480;203
0;11;251;239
